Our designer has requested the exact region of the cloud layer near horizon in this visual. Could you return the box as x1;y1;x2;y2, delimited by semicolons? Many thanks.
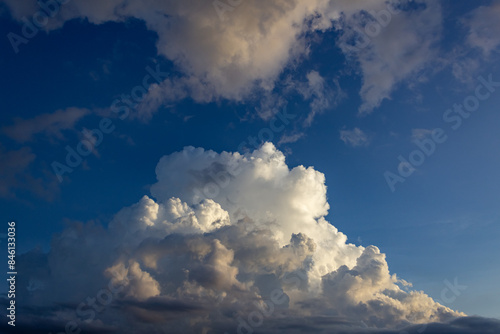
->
8;143;500;333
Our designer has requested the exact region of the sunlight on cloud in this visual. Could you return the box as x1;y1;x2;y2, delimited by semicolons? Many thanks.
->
3;0;444;120
16;143;468;333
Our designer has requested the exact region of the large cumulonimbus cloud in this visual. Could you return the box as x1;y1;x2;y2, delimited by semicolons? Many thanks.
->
8;143;500;333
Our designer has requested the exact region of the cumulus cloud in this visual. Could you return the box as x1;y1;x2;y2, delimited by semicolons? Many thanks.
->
340;127;370;147
3;0;444;120
8;143;496;333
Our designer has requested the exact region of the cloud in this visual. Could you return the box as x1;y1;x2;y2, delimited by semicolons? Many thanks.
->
0;145;59;200
21;0;342;113
1;107;90;143
337;0;442;114
451;57;481;84
340;127;370;147
255;70;344;125
296;71;345;126
411;128;434;141
278;132;305;145
0;0;38;19
4;0;444;120
11;143;496;333
0;146;35;197
464;2;500;56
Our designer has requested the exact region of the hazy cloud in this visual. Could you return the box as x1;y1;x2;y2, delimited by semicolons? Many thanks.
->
411;128;434;141
0;145;59;200
340;127;370;147
1;107;90;143
464;2;500;56
337;1;442;114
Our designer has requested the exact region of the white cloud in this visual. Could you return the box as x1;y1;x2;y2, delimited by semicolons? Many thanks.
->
14;143;472;333
340;127;370;147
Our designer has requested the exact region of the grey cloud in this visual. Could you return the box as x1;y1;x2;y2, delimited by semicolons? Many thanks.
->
1;107;90;143
464;2;500;56
0;145;59;200
340;127;370;147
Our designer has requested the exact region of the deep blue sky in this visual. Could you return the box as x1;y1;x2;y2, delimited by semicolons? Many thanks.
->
1;0;500;321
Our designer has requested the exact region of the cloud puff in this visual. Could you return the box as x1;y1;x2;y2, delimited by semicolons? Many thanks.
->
340;127;370;147
9;143;494;333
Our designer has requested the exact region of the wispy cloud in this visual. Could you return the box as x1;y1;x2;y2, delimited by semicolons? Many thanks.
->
2;107;90;143
278;132;304;145
0;145;58;200
337;1;443;115
340;127;370;147
411;128;434;141
464;2;500;56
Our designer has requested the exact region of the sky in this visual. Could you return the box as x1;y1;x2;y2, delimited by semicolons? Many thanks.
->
1;0;500;333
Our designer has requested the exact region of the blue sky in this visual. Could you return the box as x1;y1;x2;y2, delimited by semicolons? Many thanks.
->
1;1;500;333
